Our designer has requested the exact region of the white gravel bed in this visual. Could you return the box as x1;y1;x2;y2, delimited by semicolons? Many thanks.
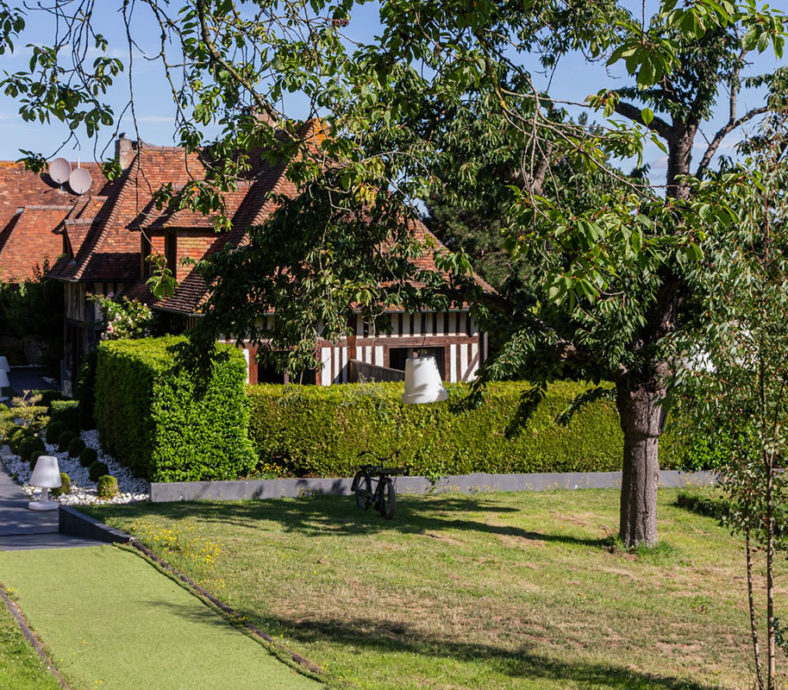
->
2;429;150;504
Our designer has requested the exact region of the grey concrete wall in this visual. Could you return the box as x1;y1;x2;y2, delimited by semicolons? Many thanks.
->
150;469;716;504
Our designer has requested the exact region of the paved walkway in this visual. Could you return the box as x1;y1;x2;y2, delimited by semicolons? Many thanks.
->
0;453;101;550
6;366;57;395
1;365;99;550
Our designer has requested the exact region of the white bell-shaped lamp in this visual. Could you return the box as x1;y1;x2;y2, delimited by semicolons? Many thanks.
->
28;455;62;511
402;356;448;404
0;368;9;402
0;356;9;373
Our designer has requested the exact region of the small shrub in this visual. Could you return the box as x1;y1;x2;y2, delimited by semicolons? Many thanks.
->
51;472;71;497
19;435;45;463
50;400;80;432
0;406;14;441
32;389;66;409
68;437;86;458
96;474;118;499
89;461;109;482
57;430;76;452
8;426;32;454
10;391;49;432
676;490;728;520
677;435;730;472
45;420;68;444
79;447;98;468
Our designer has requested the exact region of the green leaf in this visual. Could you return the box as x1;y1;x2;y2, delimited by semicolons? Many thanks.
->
637;60;654;89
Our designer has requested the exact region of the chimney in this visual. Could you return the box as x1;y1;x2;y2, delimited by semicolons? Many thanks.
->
115;133;137;170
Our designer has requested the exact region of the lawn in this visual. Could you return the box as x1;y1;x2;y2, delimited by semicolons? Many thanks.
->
0;547;320;690
0;589;61;690
85;488;786;689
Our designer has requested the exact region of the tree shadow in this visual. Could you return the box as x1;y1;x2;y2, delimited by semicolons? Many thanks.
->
151;594;716;690
92;493;612;549
264;614;715;689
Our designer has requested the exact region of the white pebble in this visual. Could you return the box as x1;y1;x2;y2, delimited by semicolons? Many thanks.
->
2;429;150;505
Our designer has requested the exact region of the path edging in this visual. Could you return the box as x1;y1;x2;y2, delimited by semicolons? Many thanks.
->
58;506;133;544
0;582;70;689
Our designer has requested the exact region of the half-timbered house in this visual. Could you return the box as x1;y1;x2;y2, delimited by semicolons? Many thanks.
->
1;130;491;392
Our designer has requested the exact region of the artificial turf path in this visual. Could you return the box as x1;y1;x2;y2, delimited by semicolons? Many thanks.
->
0;545;320;689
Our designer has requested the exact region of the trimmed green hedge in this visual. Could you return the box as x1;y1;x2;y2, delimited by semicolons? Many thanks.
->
50;400;80;432
247;381;686;478
95;336;255;481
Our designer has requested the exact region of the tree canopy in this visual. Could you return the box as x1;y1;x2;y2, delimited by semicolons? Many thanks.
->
2;0;787;547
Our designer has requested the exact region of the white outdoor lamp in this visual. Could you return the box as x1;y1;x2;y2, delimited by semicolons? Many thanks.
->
0;368;9;402
402;355;448;404
28;456;62;511
0;356;9;373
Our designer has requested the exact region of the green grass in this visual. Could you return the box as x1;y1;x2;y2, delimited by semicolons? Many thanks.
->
0;546;319;690
84;488;788;689
0;591;61;690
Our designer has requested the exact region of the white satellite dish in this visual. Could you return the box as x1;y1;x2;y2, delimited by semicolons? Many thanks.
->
68;167;93;195
48;157;72;185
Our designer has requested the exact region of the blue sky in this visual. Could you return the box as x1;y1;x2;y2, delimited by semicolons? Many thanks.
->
0;0;783;178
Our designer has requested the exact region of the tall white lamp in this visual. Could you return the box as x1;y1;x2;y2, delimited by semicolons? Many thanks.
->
0;356;9;373
402;356;448;404
0;368;9;403
28;456;62;511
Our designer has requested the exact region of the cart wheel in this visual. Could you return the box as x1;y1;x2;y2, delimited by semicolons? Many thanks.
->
352;470;372;509
378;477;396;520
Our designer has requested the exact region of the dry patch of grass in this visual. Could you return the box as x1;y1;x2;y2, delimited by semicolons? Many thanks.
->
86;488;786;689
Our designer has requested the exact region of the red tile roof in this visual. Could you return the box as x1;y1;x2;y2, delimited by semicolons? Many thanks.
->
0;162;106;282
153;160;290;314
22;125;491;313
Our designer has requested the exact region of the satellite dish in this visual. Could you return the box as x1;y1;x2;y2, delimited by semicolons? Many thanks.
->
68;167;93;195
48;157;72;185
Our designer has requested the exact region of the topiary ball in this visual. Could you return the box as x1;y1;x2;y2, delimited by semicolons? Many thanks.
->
96;475;118;499
45;420;68;445
67;437;86;458
89;461;109;483
9;426;33;454
51;473;71;497
79;447;98;468
21;437;46;467
57;430;76;452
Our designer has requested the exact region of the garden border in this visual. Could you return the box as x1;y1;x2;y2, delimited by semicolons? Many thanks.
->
149;469;716;503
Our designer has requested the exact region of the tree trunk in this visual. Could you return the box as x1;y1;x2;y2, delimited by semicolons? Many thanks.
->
666;122;697;201
766;455;776;689
616;375;666;548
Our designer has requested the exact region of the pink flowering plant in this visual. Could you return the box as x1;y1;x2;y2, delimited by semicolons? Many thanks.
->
92;294;155;340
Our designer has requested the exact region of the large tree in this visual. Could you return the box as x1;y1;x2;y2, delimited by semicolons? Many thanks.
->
2;0;786;546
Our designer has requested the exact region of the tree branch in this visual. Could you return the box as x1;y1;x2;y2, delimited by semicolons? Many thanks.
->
463;289;583;363
195;0;280;126
696;105;769;178
614;100;673;141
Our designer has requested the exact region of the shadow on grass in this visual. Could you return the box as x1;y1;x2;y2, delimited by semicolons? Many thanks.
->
90;493;611;549
148;594;714;690
264;614;715;690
